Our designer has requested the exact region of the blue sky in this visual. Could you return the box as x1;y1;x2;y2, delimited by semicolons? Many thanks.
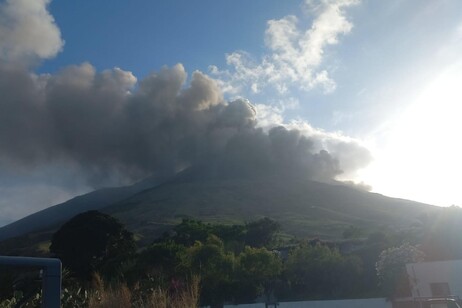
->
40;1;296;76
1;0;462;224
39;0;462;133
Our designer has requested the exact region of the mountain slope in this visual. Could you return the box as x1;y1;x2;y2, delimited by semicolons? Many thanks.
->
0;171;439;251
102;174;437;243
0;176;165;241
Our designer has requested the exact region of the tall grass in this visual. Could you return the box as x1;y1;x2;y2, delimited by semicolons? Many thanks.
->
88;274;200;308
0;274;200;308
88;274;131;308
148;275;200;308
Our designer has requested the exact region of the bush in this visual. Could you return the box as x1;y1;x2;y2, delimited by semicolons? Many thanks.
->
50;211;136;281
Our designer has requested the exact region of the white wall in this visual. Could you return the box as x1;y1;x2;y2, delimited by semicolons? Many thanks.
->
407;260;462;298
223;298;391;308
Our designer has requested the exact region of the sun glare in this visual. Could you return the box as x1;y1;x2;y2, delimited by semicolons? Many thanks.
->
360;63;462;206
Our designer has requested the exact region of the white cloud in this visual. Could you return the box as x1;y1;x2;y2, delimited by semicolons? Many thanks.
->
211;0;358;96
285;119;372;178
255;104;284;129
254;96;300;129
457;22;462;37
0;0;63;63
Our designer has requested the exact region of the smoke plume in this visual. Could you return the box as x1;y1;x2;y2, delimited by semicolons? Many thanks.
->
0;61;370;186
0;0;63;64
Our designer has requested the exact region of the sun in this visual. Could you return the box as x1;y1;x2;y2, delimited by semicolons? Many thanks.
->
359;63;462;206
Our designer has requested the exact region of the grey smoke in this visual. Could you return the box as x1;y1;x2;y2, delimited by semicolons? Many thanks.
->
0;61;370;187
0;0;63;63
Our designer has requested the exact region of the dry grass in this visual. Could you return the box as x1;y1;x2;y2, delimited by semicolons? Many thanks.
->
88;285;131;308
138;275;200;308
88;274;200;308
88;274;131;308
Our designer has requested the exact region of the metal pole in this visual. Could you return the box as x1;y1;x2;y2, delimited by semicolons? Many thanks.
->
0;256;61;308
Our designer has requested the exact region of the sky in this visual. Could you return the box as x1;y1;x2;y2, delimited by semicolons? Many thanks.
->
1;0;462;226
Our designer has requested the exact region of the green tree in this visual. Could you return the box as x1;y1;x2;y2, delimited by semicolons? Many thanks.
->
170;219;214;247
160;218;279;252
137;241;187;279
50;211;136;280
233;246;282;303
353;231;393;296
185;235;235;307
245;217;280;248
284;243;363;300
376;243;425;298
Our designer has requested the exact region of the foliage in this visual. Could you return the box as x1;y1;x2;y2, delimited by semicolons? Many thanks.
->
0;292;39;308
185;235;235;306
0;268;42;307
50;210;136;281
244;217;280;248
351;231;393;297
0;274;200;308
0;269;14;301
4;217;442;306
376;243;425;298
168;219;215;246
233;246;282;303
213;223;247;253
139;222;284;305
342;225;363;239
283;243;363;300
137;240;187;280
133;275;200;308
61;287;91;308
160;217;279;251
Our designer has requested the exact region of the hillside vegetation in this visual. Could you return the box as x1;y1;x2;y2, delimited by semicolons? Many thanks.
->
0;172;437;255
103;174;436;244
3;206;462;306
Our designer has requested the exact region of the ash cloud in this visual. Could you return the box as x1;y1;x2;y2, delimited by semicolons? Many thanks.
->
0;0;63;64
0;61;370;187
0;0;376;225
0;0;371;193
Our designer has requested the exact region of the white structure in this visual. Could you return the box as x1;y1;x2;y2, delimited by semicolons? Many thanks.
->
223;298;391;308
406;260;462;298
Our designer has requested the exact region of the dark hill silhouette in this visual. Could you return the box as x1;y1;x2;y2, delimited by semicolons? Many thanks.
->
0;175;165;242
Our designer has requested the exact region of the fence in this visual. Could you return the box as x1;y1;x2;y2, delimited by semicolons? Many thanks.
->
0;256;61;308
